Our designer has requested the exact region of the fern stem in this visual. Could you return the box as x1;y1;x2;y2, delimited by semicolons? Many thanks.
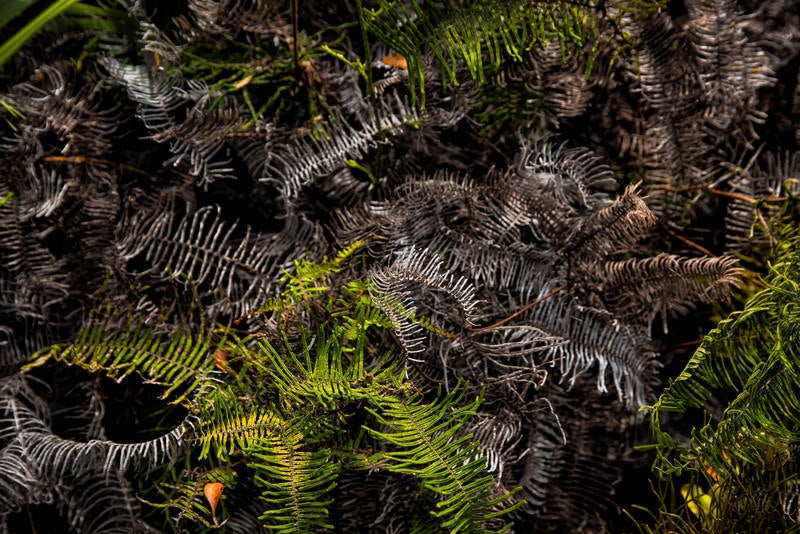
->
659;222;716;258
469;283;567;333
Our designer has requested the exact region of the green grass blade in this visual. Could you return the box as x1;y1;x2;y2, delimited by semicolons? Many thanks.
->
0;0;82;70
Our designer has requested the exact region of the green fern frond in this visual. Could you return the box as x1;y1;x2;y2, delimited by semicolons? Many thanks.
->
362;0;598;106
257;332;397;415
196;386;284;462
367;383;518;533
146;466;237;529
247;430;340;533
334;279;396;343
647;231;800;484
26;323;215;405
274;239;370;311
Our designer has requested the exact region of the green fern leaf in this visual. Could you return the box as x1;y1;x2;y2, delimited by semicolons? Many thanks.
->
247;428;340;533
362;0;598;107
367;383;517;533
648;232;800;479
27;323;214;405
196;386;284;462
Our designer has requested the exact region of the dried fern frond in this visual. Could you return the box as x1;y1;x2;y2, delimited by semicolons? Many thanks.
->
118;196;304;318
625;13;700;113
523;290;659;408
188;0;281;35
332;470;420;533
513;139;618;213
151;104;242;184
19;416;194;478
464;409;524;482
13;166;74;220
565;183;655;261
103;56;242;186
725;151;800;251
62;470;155;534
369;247;479;357
264;92;421;201
100;56;185;133
2;63;121;160
685;0;775;136
600;253;741;329
0;374;51;443
512;385;629;533
0;180;69;314
513;404;566;512
622;12;711;214
0;439;50;514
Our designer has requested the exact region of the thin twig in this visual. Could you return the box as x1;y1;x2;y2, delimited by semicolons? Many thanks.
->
704;187;758;205
649;183;787;205
469;283;567;333
660;222;716;257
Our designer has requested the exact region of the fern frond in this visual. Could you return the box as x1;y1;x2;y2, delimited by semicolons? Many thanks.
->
512;385;630;532
118;198;299;318
0;439;49;513
513;139;618;213
195;386;283;462
600;253;741;328
263;94;420;200
27;320;215;405
63;470;153;534
565;184;655;260
0;178;69;313
246;429;340;533
147;466;239;530
101;56;237;186
685;0;774;134
369;247;479;356
649;233;800;478
100;56;184;133
187;0;280;35
362;0;597;107
256;331;395;416
19;416;192;479
367;383;516;533
526;291;658;408
278;239;369;307
0;374;55;441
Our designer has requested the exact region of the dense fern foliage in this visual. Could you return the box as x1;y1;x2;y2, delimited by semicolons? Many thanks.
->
1;0;800;532
641;229;800;533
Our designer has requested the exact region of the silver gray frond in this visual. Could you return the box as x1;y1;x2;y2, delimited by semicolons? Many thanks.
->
369;247;479;357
